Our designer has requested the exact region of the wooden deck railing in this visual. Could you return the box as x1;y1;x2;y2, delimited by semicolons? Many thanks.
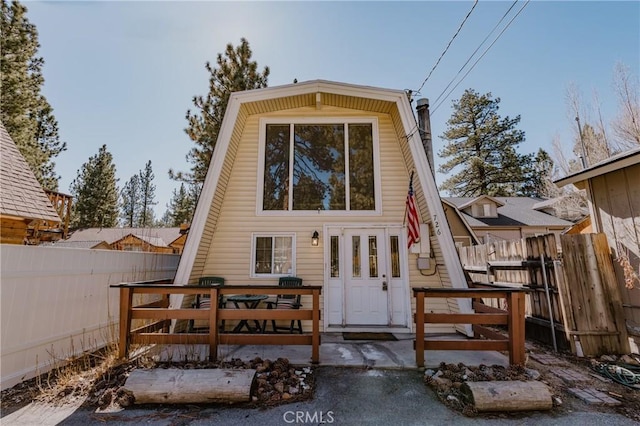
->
110;281;322;363
413;287;526;367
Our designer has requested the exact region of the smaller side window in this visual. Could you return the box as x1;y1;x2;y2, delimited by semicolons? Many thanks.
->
252;234;295;277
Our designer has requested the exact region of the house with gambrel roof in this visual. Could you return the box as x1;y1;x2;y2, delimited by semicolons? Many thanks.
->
0;122;61;244
443;196;574;246
173;80;472;334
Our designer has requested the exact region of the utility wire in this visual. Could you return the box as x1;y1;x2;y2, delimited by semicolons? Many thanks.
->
432;0;531;115
431;0;520;108
414;0;479;97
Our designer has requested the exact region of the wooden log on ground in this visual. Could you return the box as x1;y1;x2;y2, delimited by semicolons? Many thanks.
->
123;368;257;404
461;380;552;412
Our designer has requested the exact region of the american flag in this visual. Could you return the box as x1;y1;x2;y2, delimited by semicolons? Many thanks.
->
406;171;420;248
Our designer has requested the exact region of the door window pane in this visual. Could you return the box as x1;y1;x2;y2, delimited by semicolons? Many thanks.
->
331;236;340;278
390;236;400;278
368;236;378;278
352;236;361;278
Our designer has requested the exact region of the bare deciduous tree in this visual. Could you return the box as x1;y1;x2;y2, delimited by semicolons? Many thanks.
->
611;62;640;150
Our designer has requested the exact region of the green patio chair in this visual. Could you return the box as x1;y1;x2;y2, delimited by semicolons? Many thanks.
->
264;276;303;333
189;276;225;332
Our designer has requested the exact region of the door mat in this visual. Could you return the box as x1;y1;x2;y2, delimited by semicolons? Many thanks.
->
342;332;397;341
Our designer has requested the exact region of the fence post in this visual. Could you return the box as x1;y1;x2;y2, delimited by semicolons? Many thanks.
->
118;286;133;359
415;290;425;368
312;289;320;364
208;287;219;361
508;291;526;365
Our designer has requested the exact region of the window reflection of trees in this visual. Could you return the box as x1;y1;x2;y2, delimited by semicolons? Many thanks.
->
263;125;290;211
349;124;375;210
293;124;345;210
263;123;374;211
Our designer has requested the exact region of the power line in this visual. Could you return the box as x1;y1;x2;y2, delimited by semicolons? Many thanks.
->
432;0;531;115
414;0;479;97
431;0;520;108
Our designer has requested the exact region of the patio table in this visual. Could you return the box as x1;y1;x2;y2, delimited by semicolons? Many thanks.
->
226;294;268;333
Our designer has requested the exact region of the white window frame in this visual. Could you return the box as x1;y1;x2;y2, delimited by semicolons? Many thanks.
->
250;232;297;278
256;117;382;216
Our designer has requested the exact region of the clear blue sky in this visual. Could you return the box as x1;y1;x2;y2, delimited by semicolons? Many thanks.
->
24;0;640;219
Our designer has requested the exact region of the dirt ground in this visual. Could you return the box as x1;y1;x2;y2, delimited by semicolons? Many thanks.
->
2;341;639;421
0;353;315;417
425;340;640;421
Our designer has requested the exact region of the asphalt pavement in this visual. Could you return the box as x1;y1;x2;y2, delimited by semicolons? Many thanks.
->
4;367;636;426
2;333;637;425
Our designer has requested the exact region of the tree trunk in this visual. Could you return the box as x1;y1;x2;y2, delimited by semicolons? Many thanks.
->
461;380;552;412
124;368;257;404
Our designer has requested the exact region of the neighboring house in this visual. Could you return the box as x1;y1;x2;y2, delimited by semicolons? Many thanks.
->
65;227;185;254
532;196;588;223
563;215;593;235
111;233;174;254
441;199;480;249
555;147;640;350
443;196;574;245
0;122;62;244
41;240;112;250
174;80;472;334
167;224;190;255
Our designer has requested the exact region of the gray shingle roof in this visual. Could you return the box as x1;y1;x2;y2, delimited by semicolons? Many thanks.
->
66;227;182;246
0;122;61;222
443;197;575;228
41;240;109;249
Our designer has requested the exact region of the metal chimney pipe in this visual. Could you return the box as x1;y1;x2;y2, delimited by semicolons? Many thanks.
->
416;98;434;176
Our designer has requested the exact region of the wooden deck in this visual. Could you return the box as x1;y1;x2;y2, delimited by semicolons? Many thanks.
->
111;280;322;363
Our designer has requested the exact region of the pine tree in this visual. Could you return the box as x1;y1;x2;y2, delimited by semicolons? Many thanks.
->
70;145;119;228
138;160;156;227
120;174;141;227
1;0;65;190
163;183;197;226
170;38;269;184
438;89;532;197
521;148;557;198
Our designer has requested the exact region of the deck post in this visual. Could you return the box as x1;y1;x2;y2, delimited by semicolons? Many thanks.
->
311;289;320;364
209;287;219;361
415;290;425;368
118;286;133;359
508;291;526;365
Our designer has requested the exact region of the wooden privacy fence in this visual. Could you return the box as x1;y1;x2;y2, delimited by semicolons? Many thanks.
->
460;235;566;351
111;282;322;363
559;233;629;355
413;287;526;367
459;233;629;356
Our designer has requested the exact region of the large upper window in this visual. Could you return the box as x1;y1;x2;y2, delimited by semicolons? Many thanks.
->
261;120;376;212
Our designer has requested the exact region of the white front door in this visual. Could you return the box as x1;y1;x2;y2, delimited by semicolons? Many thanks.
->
325;226;409;329
344;228;389;325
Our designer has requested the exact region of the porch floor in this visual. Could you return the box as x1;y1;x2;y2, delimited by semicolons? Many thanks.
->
148;332;509;369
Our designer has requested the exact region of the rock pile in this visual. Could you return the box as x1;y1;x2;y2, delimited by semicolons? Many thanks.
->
424;362;540;416
252;357;314;405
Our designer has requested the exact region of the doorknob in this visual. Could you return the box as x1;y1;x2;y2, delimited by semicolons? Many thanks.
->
382;274;388;291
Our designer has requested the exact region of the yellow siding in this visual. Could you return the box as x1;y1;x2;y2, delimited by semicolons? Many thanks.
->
189;98;455;331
